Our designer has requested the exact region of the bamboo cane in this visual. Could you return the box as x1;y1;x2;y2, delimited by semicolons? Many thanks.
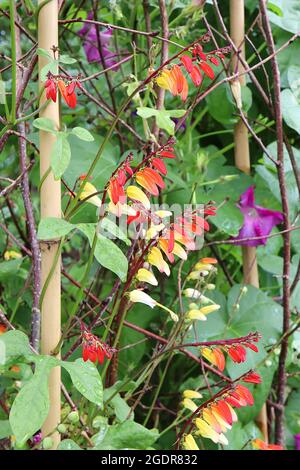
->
38;0;61;448
229;0;268;442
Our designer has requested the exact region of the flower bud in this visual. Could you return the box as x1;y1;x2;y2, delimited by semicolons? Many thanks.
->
206;283;215;290
67;411;80;423
42;437;54;450
183;389;202;399
57;424;67;434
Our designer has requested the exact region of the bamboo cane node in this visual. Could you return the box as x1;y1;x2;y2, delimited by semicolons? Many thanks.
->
39;239;61;250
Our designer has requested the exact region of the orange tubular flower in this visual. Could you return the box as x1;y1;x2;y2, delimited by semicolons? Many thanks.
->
136;170;159;196
156;65;188;102
252;438;283;451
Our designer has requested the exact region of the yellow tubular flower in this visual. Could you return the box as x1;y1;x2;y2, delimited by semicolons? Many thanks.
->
148;246;170;276
195;262;213;271
155;210;172;218
183;434;199;451
79;181;102;208
183;390;203;399
126;185;150;210
187;310;207;321
182;398;198;412
199;305;220;315
195;418;220;444
4;250;22;261
201;347;217;366
146;224;165;240
136;268;158;286
187;271;202;280
108;201;136;217
172;242;187;260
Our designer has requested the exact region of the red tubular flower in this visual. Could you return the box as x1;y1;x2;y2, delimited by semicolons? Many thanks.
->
136;170;159;196
244;341;259;352
198;61;215;80
190;65;203;86
151;157;167;175
227;345;247;363
81;325;115;365
243;371;262;384
45;78;57;102
180;55;193;73
209;56;219;66
109;178;125;204
235;384;254;406
160;150;176;159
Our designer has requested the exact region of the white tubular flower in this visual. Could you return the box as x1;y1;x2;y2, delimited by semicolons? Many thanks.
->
183;288;201;299
129;290;157;308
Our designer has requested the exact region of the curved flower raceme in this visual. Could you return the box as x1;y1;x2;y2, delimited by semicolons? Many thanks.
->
81;323;115;365
45;74;82;108
232;186;284;246
181;371;261;448
200;332;262;371
155;39;231;101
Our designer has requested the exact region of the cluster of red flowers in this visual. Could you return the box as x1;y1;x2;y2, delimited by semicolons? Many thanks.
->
201;332;261;372
45;73;82;108
108;155;134;205
156;42;231;101
81;323;115;364
192;372;261;445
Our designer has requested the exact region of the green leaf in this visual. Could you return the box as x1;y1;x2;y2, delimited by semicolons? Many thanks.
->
104;386;133;422
155;111;176;135
10;356;57;444
57;439;82;450
40;60;58;82
101;218;131;246
61;358;103;407
59;54;77;65
136;107;157;119
268;0;300;33
78;224;128;281
71;127;94;142
37;217;74;240
50;133;71;179
285;390;300;434
281;88;300;134
93;420;159;450
0;258;24;281
0;420;12;439
64;134;116;188
136;107;186;135
33;117;56;133
267;2;283;16
206;83;237;126
36;48;53;59
0;330;32;365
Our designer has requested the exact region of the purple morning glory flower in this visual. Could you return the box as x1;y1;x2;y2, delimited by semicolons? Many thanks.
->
232;186;284;246
79;13;119;70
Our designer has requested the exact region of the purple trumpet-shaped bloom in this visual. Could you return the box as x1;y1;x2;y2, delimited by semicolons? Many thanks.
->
79;13;119;70
232;186;284;246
